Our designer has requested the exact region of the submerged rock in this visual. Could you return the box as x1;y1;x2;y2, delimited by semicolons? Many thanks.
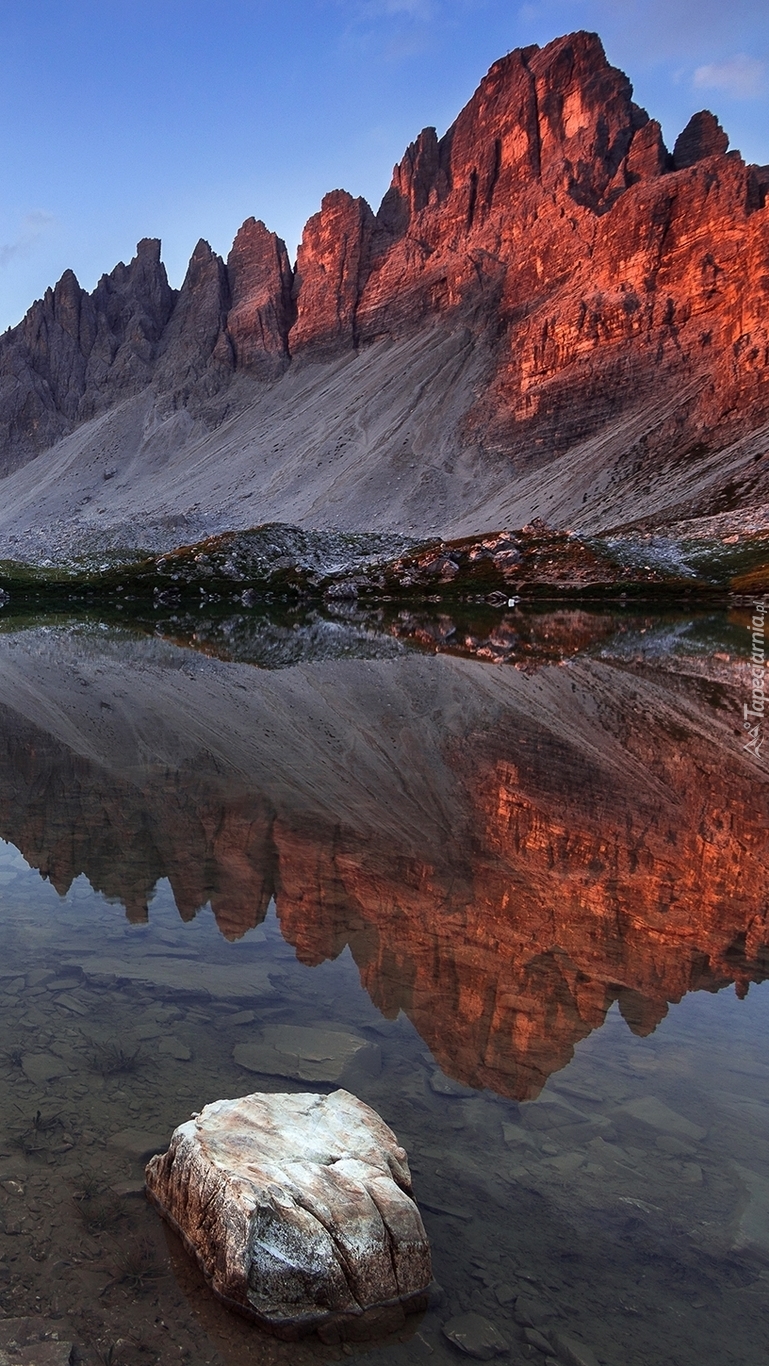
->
549;1330;602;1366
441;1312;509;1359
145;1089;431;1340
233;1024;381;1083
20;1053;69;1086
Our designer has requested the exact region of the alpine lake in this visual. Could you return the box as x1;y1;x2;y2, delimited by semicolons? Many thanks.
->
0;597;766;1366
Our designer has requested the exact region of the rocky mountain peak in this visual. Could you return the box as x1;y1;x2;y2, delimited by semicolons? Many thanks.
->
152;239;233;412
673;110;730;169
0;239;175;471
378;126;449;237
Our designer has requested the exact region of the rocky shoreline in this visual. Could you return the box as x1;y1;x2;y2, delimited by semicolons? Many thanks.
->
0;521;767;610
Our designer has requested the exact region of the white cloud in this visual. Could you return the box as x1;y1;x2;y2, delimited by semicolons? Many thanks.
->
693;53;767;100
0;211;55;271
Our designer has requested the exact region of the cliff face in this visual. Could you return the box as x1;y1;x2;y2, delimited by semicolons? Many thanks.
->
0;633;765;1103
0;30;767;531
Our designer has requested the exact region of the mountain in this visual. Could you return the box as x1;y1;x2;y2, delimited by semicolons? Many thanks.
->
0;30;767;558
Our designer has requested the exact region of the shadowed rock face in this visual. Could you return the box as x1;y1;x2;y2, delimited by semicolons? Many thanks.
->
0;238;176;470
0;629;765;1102
152;240;234;416
0;29;766;522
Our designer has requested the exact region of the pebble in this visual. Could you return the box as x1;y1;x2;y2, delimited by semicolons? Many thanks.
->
501;1122;537;1149
546;1151;584;1176
225;1010;255;1026
10;1342;74;1364
0;1318;74;1363
233;1024;378;1083
515;1296;554;1328
52;993;89;1016
110;1179;147;1198
655;1134;697;1156
26;970;55;987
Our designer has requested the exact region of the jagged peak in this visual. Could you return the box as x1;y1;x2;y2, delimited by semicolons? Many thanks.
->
135;236;162;260
673;110;730;169
187;238;221;268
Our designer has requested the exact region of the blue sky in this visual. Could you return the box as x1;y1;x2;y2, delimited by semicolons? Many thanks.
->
0;0;767;330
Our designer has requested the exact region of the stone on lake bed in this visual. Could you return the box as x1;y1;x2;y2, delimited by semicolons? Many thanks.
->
617;1096;706;1142
145;1089;431;1340
0;1318;74;1365
524;1326;554;1353
4;1341;75;1365
429;1070;476;1097
233;1025;381;1083
158;1036;192;1060
549;1330;602;1366
52;992;89;1015
441;1312;508;1359
20;1053;69;1086
108;1128;170;1161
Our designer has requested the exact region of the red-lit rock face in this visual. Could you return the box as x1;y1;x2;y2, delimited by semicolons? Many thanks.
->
0;644;764;1102
289;32;768;468
226;218;294;376
273;31;764;498
291;192;379;357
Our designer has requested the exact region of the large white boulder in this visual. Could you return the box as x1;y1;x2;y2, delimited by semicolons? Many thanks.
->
145;1089;432;1340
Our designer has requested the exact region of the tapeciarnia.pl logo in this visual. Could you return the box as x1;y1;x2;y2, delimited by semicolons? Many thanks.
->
743;595;767;759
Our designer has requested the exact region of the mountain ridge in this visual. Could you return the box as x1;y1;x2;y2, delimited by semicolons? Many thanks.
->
0;29;767;552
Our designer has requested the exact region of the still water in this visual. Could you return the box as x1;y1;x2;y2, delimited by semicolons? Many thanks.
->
0;606;766;1366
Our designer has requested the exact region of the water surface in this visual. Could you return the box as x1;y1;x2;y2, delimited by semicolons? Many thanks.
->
0;606;766;1366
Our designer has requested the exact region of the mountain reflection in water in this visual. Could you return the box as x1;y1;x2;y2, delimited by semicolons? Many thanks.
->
0;607;764;1103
